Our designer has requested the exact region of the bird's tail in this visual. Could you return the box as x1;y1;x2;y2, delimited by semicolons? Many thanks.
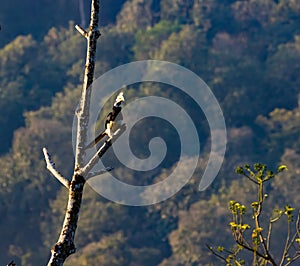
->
85;130;106;150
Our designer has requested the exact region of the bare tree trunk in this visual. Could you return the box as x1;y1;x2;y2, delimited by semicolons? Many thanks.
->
45;0;101;265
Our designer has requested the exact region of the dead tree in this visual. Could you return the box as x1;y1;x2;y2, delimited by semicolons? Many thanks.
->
43;0;123;264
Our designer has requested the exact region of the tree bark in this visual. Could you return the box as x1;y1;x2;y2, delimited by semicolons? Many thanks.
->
46;0;100;265
74;0;100;171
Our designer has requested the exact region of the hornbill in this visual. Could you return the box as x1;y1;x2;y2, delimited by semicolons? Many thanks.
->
85;92;125;149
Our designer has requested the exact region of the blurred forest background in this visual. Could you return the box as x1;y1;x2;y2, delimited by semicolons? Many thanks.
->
1;0;300;265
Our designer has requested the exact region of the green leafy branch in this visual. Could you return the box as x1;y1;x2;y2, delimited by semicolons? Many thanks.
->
209;164;300;266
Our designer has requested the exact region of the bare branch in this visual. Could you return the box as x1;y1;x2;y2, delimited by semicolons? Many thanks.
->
75;24;88;38
243;173;259;185
235;240;270;262
74;0;100;171
47;0;101;265
206;244;228;263
82;124;126;176
296;211;300;238
86;166;114;179
285;252;300;266
268;211;285;251
43;148;70;189
47;173;85;266
279;221;291;266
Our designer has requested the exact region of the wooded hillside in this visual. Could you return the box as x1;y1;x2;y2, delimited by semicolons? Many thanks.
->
1;0;300;265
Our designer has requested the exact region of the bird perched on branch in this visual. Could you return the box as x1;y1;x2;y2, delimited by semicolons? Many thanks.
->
85;92;125;149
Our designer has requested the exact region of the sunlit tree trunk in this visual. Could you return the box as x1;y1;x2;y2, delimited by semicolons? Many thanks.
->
45;0;100;265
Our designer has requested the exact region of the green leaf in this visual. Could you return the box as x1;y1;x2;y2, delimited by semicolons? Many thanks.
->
229;200;236;206
229;222;238;229
240;224;250;230
254;163;265;171
277;165;288;173
236;166;245;175
285;205;295;213
217;246;224;252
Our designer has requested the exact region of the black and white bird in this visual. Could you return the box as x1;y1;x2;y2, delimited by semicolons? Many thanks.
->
85;92;125;149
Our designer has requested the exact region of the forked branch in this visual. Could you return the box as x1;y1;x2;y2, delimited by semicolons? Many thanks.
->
43;148;70;189
46;0;102;265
